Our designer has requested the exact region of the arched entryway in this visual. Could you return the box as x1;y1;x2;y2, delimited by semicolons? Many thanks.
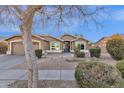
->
64;41;71;52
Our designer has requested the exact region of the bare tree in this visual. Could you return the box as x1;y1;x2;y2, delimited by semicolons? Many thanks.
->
0;5;106;88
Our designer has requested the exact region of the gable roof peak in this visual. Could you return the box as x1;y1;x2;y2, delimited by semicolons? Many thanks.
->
61;34;77;38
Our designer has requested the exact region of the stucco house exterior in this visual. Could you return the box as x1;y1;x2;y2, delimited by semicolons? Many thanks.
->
95;37;110;53
39;35;64;53
5;34;91;55
95;34;124;53
5;35;50;55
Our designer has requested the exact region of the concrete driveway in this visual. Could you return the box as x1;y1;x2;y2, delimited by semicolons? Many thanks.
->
0;55;25;69
0;55;26;87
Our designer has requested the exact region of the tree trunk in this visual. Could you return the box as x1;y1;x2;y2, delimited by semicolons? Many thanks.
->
20;13;38;88
17;5;43;88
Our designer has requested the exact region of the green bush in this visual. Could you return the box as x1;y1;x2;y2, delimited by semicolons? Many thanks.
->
106;34;124;60
0;42;8;54
89;47;101;58
116;61;124;79
35;49;42;59
76;52;85;58
74;44;85;58
75;61;123;88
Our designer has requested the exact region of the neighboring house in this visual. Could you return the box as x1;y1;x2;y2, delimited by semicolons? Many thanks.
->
5;34;91;55
96;34;124;53
95;37;109;53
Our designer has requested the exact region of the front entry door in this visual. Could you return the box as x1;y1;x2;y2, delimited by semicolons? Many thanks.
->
64;41;70;52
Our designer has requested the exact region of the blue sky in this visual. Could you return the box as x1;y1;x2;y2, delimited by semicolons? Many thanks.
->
0;5;124;43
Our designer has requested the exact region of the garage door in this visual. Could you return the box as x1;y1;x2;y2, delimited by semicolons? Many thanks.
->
12;42;39;55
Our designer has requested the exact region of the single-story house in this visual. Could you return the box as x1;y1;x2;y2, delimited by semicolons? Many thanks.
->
5;34;91;55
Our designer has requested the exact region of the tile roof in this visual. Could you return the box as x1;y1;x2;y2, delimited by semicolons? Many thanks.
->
4;35;49;42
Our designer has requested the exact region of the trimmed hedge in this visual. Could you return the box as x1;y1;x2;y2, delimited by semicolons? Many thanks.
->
75;61;123;88
116;61;124;79
89;47;101;58
35;49;42;59
106;34;124;60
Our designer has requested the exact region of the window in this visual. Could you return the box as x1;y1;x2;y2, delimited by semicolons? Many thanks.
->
76;43;85;50
51;42;60;50
80;44;84;50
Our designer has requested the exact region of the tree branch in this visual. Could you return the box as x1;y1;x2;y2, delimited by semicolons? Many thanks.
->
12;5;23;20
12;6;22;15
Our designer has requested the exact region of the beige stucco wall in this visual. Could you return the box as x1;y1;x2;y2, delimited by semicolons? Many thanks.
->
60;42;64;50
85;43;91;50
101;46;108;53
96;38;109;53
71;41;75;50
71;39;90;50
41;40;49;50
40;36;64;50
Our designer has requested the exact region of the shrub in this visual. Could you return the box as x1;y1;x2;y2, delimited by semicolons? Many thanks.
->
74;48;80;55
74;46;85;58
89;46;101;58
75;61;123;88
35;49;42;59
116;61;124;79
76;52;85;58
0;42;8;54
106;34;124;60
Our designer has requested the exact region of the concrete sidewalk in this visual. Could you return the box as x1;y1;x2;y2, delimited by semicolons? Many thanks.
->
0;55;25;69
20;70;75;80
0;70;27;88
0;70;75;88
